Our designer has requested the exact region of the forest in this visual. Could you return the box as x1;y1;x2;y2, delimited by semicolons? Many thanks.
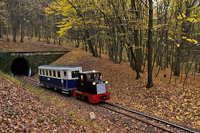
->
0;0;200;88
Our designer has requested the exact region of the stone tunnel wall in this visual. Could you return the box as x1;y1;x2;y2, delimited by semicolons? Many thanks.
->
0;52;64;76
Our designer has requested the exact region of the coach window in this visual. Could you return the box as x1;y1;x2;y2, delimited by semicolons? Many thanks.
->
49;70;52;77
39;69;42;75
64;71;67;79
43;70;45;76
46;70;48;76
72;71;79;78
57;71;61;78
53;71;56;77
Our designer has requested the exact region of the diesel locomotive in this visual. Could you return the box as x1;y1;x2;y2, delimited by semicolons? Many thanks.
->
38;65;110;103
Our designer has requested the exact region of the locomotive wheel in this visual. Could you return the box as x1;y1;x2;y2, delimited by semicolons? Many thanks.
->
77;94;85;100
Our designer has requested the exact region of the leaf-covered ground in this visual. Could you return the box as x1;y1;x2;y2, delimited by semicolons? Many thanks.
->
0;73;87;132
51;49;200;130
1;37;200;131
0;37;72;52
0;73;164;132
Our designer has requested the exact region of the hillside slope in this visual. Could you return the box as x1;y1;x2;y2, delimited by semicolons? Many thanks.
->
52;48;200;130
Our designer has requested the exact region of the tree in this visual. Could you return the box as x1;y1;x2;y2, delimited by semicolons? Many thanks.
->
146;0;153;88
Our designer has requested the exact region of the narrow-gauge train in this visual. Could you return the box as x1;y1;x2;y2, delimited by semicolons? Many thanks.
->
38;65;110;103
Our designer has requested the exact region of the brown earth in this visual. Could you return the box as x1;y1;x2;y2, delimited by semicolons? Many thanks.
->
1;37;200;131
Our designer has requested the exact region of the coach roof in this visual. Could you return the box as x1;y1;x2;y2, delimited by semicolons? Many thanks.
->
38;65;82;71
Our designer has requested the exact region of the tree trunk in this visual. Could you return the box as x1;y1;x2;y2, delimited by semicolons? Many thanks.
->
99;38;102;57
0;24;2;38
12;27;17;43
199;61;200;73
146;0;153;88
174;1;191;76
77;30;80;47
38;26;41;41
31;22;33;38
59;37;61;45
85;30;97;57
6;27;9;41
20;20;24;43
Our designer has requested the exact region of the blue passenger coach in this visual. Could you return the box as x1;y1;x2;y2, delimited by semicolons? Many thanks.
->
38;65;82;93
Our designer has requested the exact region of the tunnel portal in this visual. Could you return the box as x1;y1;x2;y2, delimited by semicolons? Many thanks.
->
11;57;30;76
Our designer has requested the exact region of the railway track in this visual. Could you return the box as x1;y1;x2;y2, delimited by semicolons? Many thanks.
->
99;102;197;133
15;76;39;87
16;76;198;133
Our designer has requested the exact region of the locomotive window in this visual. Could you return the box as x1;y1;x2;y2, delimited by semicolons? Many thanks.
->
53;71;56;77
72;71;79;78
43;70;45;76
87;74;93;80
81;75;84;81
57;71;60;78
94;73;100;79
39;69;42;75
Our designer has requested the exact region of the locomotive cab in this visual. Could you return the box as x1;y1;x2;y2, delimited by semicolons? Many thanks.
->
76;71;108;94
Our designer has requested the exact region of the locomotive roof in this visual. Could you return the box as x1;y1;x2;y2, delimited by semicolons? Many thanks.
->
80;71;101;74
38;65;82;71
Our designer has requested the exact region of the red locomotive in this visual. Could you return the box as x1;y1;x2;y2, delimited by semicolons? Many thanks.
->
74;70;110;103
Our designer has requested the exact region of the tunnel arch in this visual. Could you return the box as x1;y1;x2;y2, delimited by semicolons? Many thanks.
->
11;57;31;76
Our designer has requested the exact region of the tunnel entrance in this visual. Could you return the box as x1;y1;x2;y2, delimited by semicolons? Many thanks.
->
11;57;31;76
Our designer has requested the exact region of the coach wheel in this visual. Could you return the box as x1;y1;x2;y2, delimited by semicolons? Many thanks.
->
43;84;46;88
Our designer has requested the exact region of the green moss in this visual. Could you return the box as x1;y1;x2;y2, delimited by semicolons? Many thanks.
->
54;116;60;126
37;118;44;123
0;53;64;76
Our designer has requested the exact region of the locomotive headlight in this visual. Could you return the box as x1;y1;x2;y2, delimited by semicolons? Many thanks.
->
105;81;108;84
92;70;95;73
92;82;96;85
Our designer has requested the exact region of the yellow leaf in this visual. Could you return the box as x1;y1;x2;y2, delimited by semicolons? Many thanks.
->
177;44;180;47
182;13;186;18
170;106;173;111
182;36;187;39
197;121;200;126
14;125;18;129
186;38;192;42
184;99;188;102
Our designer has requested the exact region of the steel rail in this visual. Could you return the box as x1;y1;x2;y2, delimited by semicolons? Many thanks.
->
23;77;38;84
15;76;39;86
104;102;197;133
99;104;173;132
